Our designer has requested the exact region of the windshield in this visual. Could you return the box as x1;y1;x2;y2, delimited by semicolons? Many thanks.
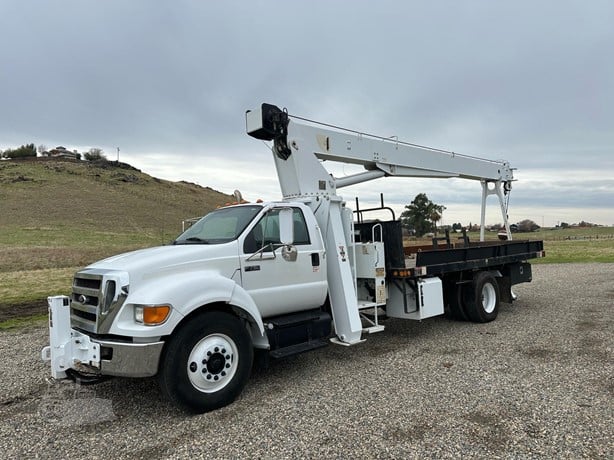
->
173;205;262;245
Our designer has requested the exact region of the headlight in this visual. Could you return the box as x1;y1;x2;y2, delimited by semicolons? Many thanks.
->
134;304;172;326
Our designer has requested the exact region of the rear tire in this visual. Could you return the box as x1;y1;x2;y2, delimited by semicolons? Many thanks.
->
463;271;500;323
158;311;253;413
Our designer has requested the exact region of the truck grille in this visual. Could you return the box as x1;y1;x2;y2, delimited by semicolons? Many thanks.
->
71;272;103;332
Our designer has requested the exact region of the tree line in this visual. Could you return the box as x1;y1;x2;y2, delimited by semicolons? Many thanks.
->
400;193;541;236
0;143;37;158
1;144;107;161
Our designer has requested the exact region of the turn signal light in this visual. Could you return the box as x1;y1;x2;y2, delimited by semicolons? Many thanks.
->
135;305;171;326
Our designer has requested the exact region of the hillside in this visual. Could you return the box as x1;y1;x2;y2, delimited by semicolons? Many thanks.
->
0;157;232;231
0;158;234;317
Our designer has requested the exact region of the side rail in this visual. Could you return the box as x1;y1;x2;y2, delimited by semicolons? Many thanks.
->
414;240;545;276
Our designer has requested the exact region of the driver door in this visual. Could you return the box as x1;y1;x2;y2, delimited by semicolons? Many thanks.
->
239;207;326;318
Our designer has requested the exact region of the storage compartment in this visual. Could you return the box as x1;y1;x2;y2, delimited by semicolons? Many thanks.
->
264;309;332;352
387;277;444;320
504;262;532;285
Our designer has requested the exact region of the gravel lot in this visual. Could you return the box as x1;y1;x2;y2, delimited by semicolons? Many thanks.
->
0;263;612;459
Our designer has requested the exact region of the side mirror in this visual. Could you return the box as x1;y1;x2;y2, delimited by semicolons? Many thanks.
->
278;208;294;245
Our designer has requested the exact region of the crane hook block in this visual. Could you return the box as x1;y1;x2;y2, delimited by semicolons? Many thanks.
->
246;103;291;160
246;103;286;141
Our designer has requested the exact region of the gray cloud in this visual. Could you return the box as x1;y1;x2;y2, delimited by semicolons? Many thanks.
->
1;0;612;225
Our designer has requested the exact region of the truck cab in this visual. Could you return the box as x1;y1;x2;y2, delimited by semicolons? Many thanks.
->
44;201;332;412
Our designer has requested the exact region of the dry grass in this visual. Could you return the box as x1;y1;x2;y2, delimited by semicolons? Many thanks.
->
0;158;232;232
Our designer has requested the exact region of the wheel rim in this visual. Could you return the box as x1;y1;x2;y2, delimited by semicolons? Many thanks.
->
481;282;497;314
187;333;238;393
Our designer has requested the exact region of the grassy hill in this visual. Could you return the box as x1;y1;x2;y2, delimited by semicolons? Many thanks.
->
0;157;231;231
0;158;234;321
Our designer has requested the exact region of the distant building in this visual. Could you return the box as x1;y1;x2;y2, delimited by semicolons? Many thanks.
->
42;146;81;160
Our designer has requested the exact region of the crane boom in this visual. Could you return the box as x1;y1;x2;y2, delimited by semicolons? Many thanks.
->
247;103;513;240
290;119;513;183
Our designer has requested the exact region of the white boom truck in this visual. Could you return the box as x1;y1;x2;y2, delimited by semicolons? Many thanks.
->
42;104;544;413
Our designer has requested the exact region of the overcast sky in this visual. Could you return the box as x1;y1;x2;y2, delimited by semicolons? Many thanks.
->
2;0;613;227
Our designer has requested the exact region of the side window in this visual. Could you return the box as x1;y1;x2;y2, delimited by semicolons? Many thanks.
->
243;212;279;254
243;208;311;253
292;209;310;245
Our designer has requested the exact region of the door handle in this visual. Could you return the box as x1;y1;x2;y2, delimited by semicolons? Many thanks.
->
311;253;320;267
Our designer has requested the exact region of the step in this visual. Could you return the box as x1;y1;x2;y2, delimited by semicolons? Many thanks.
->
269;339;329;359
363;325;385;334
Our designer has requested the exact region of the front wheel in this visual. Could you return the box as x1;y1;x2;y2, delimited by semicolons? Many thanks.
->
463;271;500;323
158;311;253;413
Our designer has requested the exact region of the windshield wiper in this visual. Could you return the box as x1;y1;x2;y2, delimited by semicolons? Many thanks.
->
179;237;211;244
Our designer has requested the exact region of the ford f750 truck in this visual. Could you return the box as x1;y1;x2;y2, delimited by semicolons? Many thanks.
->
42;104;544;412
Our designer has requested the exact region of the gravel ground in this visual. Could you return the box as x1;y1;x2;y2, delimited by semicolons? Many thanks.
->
0;263;612;459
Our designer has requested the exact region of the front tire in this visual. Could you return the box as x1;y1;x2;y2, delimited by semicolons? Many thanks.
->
463;271;500;323
158;311;253;413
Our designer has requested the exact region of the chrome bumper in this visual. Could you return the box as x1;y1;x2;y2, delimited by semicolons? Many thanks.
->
96;339;164;377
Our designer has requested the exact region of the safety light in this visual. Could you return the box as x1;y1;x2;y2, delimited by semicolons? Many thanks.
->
134;304;171;326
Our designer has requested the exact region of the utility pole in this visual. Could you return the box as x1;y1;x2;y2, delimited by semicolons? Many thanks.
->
116;147;120;163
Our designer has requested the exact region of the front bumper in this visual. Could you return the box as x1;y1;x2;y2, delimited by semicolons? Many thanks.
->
42;296;164;379
96;338;164;377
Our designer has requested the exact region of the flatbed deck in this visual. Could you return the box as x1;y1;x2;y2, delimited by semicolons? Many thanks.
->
355;220;544;279
404;239;544;277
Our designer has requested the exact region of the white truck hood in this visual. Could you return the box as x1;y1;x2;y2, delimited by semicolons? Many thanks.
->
87;243;239;281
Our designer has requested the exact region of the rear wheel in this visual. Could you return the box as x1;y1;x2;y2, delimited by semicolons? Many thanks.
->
158;311;253;413
463;271;500;323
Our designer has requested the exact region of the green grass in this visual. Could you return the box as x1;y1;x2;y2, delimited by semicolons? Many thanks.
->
0;226;173;272
534;231;614;263
537;240;614;263
462;227;614;264
0;267;78;306
0;314;48;331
